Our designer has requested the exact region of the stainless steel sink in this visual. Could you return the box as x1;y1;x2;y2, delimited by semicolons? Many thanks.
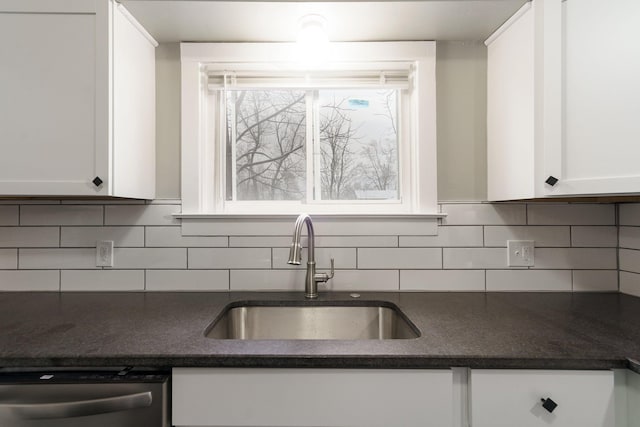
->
205;301;420;340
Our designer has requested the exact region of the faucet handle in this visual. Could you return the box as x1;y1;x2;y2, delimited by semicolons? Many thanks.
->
327;258;335;279
314;258;335;283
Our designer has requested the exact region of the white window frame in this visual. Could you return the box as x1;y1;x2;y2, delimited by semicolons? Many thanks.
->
179;42;440;229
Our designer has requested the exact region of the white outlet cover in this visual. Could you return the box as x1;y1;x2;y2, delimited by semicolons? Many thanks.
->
96;240;114;267
507;240;534;267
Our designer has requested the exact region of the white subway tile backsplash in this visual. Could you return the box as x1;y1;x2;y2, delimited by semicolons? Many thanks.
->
61;199;145;205
620;227;640;250
620;271;640;297
229;235;397;248
400;270;485;291
443;248;508;269
0;200;628;294
313;217;438;236
572;270;618;292
0;206;19;225
534;248;617;270
0;200;60;205
527;204;615;225
358;248;442;269
189;248;271;269
232;270;400;292
483;226;569;247
325;270;399;291
0;270;59;291
146;270;229;291
272;248;356;270
0;227;59;247
316;236;398;248
21;205;103;226
230;269;304;291
183;217;437;236
399;226;483;247
441;203;526;226
145;227;227;247
113;248;187;269
486;270;572;291
620;249;640;274
229;236;293;247
571;226;617;248
60;227;143;248
61;270;144;291
620;203;640;226
105;205;180;226
0;249;18;269
183;219;294;236
19;249;96;269
146;199;182;205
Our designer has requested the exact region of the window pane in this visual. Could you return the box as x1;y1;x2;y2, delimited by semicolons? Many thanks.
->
226;90;307;201
318;89;399;201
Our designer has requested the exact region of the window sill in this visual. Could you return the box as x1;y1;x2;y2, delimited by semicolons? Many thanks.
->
177;213;445;236
174;213;446;219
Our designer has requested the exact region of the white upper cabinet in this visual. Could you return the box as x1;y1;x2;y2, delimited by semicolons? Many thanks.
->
487;0;640;200
0;0;156;198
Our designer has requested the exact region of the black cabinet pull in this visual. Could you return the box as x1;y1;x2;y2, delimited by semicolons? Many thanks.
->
541;397;558;413
545;176;559;186
92;176;103;187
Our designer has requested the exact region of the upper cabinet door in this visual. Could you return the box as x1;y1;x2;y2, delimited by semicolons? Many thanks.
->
543;0;640;196
486;3;536;201
0;1;110;196
0;0;156;199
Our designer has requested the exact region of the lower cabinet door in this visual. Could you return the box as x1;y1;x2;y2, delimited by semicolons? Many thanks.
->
470;369;614;427
172;368;453;427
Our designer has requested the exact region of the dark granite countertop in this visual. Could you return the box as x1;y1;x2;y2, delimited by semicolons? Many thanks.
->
1;291;640;370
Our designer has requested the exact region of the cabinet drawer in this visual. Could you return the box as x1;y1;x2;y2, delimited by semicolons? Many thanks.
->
470;369;614;427
173;368;453;427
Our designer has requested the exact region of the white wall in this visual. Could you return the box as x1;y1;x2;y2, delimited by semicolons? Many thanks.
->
155;43;181;199
437;41;488;201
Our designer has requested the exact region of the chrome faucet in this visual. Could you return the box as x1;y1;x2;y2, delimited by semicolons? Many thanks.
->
287;213;334;299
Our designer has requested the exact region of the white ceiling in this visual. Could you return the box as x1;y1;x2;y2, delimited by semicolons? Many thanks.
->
121;0;528;43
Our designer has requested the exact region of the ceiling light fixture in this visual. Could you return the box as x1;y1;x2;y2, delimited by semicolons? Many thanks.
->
296;14;329;66
298;14;328;47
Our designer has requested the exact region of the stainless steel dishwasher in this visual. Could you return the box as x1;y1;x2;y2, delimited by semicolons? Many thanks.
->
0;367;169;427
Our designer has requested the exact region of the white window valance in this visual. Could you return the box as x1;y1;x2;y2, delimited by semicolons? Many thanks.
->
206;67;413;90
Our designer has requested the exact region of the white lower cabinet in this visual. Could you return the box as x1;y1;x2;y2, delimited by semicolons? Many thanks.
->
172;368;453;427
470;369;615;427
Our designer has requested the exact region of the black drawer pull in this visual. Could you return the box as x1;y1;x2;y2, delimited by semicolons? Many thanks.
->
545;176;559;186
541;397;558;413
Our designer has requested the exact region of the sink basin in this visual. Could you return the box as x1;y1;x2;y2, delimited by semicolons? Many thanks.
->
205;301;420;340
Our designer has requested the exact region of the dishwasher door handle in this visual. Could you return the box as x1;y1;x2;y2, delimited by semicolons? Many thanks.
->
0;391;152;419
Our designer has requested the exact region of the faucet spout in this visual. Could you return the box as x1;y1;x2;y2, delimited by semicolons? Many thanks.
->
287;214;332;299
287;213;314;266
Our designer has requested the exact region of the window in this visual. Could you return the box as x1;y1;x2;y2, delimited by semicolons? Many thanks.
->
180;42;437;217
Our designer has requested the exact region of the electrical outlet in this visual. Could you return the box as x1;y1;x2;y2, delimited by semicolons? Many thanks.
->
96;240;114;267
507;240;534;267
